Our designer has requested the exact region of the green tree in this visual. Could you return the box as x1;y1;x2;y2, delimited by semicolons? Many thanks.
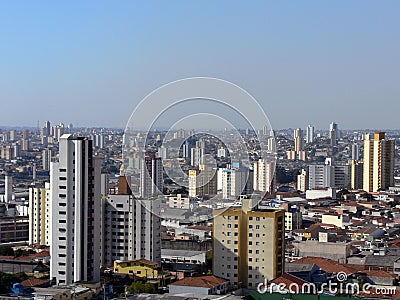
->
127;281;156;294
0;246;14;256
0;272;20;293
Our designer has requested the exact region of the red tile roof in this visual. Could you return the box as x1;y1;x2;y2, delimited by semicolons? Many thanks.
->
271;273;309;289
293;257;358;274
169;275;228;288
20;278;50;287
365;269;397;278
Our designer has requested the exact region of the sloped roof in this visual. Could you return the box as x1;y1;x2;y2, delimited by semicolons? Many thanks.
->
169;275;227;288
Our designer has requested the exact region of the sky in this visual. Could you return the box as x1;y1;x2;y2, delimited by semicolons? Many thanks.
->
0;1;399;130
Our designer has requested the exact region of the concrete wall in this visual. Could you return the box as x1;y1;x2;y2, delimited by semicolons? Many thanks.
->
294;240;350;263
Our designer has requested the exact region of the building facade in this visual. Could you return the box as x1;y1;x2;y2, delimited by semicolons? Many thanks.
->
213;199;285;289
50;134;101;285
28;183;50;245
363;132;395;192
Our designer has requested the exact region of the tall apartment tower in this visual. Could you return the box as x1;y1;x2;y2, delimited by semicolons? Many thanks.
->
190;146;204;167
42;149;52;171
363;132;395;192
351;143;360;161
221;168;248;199
297;169;308;192
308;158;335;189
50;134;101;285
5;175;13;202
253;159;275;194
351;160;363;190
29;183;50;245
102;186;161;266
140;152;163;198
329;122;338;146
213;199;285;289
188;164;218;198
306;125;314;144
294;128;303;152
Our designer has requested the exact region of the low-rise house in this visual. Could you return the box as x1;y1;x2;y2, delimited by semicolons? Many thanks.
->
168;275;228;296
114;259;159;279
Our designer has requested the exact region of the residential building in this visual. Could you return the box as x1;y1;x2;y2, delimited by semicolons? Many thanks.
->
222;168;248;199
42;149;52;171
113;259;159;279
168;194;197;210
102;193;161;266
351;160;363;189
329;122;338;146
306;125;314;144
169;275;229;296
50;134;101;285
363;132;395;192
188;164;217;197
213;199;285;289
28;183;50;245
294;128;303;152
308;159;334;189
140;152;163;198
253;159;275;194
297;169;308;193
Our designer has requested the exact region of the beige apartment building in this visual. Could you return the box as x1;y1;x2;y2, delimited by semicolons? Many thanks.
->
363;132;395;192
213;199;285;289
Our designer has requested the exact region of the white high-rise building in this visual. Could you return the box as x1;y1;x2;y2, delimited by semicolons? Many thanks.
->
102;193;161;266
190;147;204;167
306;125;314;143
29;183;50;245
5;175;13;202
221;168;248;199
297;169;308;192
50;134;101;285
308;158;335;189
93;134;104;149
253;159;275;194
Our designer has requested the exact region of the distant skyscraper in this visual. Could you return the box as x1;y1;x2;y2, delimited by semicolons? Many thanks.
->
42;149;52;171
140;152;163;198
263;125;268;135
9;130;16;142
221;168;248;199
297;169;308;192
306;125;314;143
191;146;204;167
188;164;218;197
50;134;101;285
22;129;30;151
363;132;395;192
22;129;29;140
329;122;338;146
253;159;275;194
5;175;13;202
41;121;51;138
350;160;363;190
351;143;359;161
294;128;303;152
308;158;334;189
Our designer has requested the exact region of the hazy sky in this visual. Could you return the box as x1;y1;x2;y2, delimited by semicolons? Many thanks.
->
1;1;399;130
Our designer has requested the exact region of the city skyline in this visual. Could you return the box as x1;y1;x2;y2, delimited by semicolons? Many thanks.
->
1;1;400;129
